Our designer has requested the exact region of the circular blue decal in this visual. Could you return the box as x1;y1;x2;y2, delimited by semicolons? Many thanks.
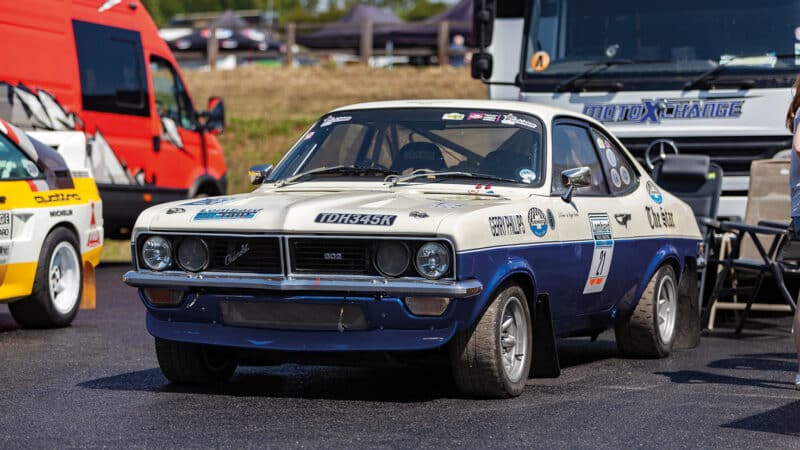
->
528;207;548;237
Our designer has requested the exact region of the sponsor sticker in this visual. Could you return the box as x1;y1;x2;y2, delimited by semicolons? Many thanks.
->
610;168;622;188
0;212;10;239
166;207;186;214
193;208;262;220
519;168;536;184
430;202;464;209
33;193;80;204
182;198;231;206
605;149;617;167
21;160;40;177
595;136;606;149
303;131;315;141
468;183;495;195
488;215;526;237
645;205;676;229
527;207;548;237
582;98;744;124
546;209;556;230
467;112;484;120
620;166;631;185
315;213;397;226
321;115;352;127
500;113;538;129
442;112;465;121
583;213;614;294
49;209;73;217
646;181;663;204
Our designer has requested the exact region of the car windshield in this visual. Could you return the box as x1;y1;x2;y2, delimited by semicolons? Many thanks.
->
525;0;800;87
269;108;545;185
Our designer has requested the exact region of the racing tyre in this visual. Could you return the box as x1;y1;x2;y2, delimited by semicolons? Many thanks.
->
615;265;678;358
155;338;237;384
9;227;82;328
449;283;532;398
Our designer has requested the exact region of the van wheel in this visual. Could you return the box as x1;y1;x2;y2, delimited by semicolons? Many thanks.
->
9;228;82;328
449;283;532;398
155;338;237;384
615;265;678;358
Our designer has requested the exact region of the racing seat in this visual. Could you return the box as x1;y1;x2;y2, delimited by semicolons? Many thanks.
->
480;129;538;181
391;142;447;174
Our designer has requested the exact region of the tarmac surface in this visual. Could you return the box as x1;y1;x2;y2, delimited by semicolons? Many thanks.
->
0;263;798;448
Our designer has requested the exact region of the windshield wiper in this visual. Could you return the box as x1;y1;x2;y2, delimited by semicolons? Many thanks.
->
683;53;795;91
554;59;636;93
384;169;517;187
276;165;398;187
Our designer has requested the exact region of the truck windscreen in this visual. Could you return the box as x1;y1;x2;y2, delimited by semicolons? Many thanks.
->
523;0;800;91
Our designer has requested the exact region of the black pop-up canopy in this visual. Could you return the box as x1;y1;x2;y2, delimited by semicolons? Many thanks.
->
298;4;403;49
388;0;473;47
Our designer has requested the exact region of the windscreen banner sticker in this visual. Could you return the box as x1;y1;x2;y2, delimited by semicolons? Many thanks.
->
500;114;538;129
583;213;614;295
320;115;351;127
582;98;744;124
193;208;262;220
527;207;547;237
468;112;500;122
0;212;10;240
442;112;465;121
488;215;526;237
315;213;397;226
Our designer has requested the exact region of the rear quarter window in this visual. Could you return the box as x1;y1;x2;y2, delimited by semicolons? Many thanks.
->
73;20;148;117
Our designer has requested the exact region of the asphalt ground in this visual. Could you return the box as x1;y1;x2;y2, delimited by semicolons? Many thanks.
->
0;263;798;448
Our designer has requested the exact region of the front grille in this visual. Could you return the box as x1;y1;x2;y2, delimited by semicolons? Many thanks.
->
290;238;374;275
205;236;281;273
620;136;791;176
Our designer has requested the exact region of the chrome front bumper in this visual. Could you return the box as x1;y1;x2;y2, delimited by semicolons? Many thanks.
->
123;271;483;298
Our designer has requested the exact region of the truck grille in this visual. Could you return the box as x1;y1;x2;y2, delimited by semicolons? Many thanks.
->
289;238;374;275
620;136;791;176
206;236;281;274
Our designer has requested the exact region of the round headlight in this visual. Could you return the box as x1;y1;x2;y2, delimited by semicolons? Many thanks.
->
375;241;410;277
177;238;210;272
414;242;450;279
142;236;173;271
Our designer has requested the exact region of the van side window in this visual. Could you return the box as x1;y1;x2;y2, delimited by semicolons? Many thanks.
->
72;20;148;116
150;56;196;130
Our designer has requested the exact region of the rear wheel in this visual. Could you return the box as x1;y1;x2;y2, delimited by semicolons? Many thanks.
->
9;227;82;328
615;265;678;358
450;283;532;398
155;337;237;384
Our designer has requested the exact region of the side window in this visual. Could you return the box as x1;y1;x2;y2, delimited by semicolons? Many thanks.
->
591;128;638;195
551;123;609;196
0;134;40;180
150;56;196;130
73;20;148;116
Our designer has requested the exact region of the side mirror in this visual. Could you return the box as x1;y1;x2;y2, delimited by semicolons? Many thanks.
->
161;116;184;149
249;164;273;185
203;96;225;135
560;167;592;203
471;52;493;80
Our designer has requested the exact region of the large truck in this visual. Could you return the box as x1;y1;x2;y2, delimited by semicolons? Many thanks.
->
0;0;227;238
472;0;798;219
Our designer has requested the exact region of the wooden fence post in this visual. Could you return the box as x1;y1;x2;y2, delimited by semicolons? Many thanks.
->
207;26;218;70
284;23;296;68
360;20;373;65
438;21;450;66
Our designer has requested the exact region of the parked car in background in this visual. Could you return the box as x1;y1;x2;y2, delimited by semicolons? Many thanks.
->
0;119;103;328
0;0;227;239
124;100;702;398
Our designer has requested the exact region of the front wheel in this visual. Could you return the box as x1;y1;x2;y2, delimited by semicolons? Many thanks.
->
9;227;82;328
450;283;532;398
155;338;237;384
615;264;679;358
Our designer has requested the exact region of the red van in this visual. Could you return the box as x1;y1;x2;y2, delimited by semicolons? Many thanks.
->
0;0;227;239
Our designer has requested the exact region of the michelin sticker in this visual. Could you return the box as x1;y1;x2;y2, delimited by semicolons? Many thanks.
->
315;213;397;226
527;207;548;237
193;208;262;220
646;181;663;204
583;213;614;295
321;115;352;127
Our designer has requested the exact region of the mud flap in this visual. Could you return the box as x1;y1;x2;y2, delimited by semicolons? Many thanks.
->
673;259;700;349
80;261;96;310
530;293;561;378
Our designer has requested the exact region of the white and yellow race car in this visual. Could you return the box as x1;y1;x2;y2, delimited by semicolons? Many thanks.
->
0;119;103;328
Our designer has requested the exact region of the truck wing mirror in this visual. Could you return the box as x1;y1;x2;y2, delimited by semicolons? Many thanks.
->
203;96;225;135
471;53;493;81
560;167;592;203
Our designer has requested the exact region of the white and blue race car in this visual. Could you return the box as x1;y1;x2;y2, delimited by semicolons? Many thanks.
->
124;100;702;398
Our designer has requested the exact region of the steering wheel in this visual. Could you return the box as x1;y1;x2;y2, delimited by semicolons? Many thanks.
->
644;139;679;171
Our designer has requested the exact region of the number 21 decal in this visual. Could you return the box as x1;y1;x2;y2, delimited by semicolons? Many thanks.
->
584;213;614;294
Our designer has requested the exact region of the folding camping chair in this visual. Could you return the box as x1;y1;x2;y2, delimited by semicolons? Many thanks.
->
701;159;797;332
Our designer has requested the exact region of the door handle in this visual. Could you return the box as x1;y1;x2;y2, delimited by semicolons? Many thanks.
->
153;136;161;152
